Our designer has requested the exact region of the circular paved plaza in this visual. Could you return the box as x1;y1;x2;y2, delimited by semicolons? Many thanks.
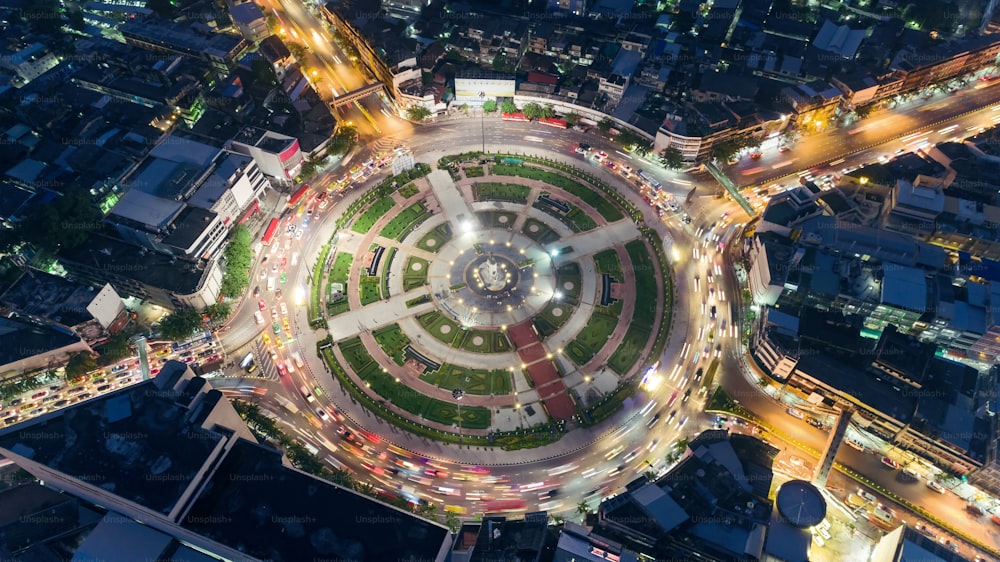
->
310;154;670;448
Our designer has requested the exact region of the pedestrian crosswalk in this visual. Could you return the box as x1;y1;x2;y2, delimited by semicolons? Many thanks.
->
372;136;401;154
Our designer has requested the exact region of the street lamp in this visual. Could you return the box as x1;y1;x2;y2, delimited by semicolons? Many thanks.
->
478;92;486;153
453;388;464;441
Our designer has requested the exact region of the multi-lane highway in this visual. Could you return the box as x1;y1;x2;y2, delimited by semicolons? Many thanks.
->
729;73;1000;188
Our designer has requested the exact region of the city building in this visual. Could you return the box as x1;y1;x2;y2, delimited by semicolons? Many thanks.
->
0;314;92;376
553;521;639;562
228;126;304;182
111;135;268;260
0;360;453;561
0;43;60;88
321;1;421;108
454;74;516;106
451;515;548;562
119;20;249;71
0;272;128;348
229;2;269;43
594;430;788;561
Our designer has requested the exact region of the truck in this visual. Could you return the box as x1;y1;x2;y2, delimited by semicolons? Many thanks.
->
274;394;299;414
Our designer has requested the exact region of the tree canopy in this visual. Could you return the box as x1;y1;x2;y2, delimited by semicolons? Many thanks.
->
405;106;432;122
20;190;103;252
220;225;252;299
158;308;203;340
65;352;98;379
660;147;684;170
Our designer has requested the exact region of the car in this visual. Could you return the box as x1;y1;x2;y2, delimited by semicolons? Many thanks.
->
967;503;985;517
276;362;287;377
96;384;111;392
296;230;303;240
594;151;608;161
992;514;1000;526
279;272;287;284
677;415;689;428
280;257;287;268
750;152;762;159
275;337;284;350
272;264;279;274
694;368;704;381
280;302;288;315
603;160;617;169
682;389;691;402
880;456;899;469
316;408;329;422
258;299;267;311
31;391;47;400
710;305;717;318
282;318;292;335
272;323;281;335
926;480;946;494
901;467;920;481
253;286;260;297
254;311;265;325
271;306;279;319
857;489;876;503
786;407;804;419
666;410;677;423
845;438;865;452
646;413;661;428
262;333;271;346
275;289;282;300
778;145;791;153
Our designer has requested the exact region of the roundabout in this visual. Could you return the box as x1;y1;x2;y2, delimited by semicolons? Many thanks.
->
308;152;672;450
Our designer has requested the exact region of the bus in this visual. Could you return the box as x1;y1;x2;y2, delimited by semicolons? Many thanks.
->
483;499;527;513
701;358;719;394
637;170;662;190
261;218;280;246
287;184;310;207
273;394;299;414
501;113;530;122
538;117;568;129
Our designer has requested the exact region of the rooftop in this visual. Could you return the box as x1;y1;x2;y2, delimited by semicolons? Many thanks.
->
119;21;245;60
0;315;82;366
58;234;209;294
0;269;97;327
183;438;451;562
0;361;224;516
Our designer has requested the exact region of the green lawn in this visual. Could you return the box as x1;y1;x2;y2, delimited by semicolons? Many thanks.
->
566;207;597;231
476;210;518;230
533;301;573;338
398;183;419;198
422;364;512;395
352;197;395;233
373;324;411;366
473;182;530;203
521;218;561;244
491;163;624;221
418;310;460;345
566;312;619;365
330;253;352;284
359;277;381;305
338;337;490;428
593;249;622;275
379;202;431;241
403;256;429;291
416;223;453;253
608;323;652;375
554;262;582;306
625;239;658;328
451;328;513;353
327;300;350;316
465;166;485;177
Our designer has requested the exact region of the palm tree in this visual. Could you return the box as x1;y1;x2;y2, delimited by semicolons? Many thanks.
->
576;501;590;520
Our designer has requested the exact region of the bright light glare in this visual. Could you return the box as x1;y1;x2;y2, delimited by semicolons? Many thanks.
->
554;290;563;300
672;248;681;262
641;373;663;391
461;220;473;233
550;248;559;257
294;287;306;306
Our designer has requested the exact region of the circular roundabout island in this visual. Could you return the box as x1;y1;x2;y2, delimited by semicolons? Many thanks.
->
309;153;672;452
